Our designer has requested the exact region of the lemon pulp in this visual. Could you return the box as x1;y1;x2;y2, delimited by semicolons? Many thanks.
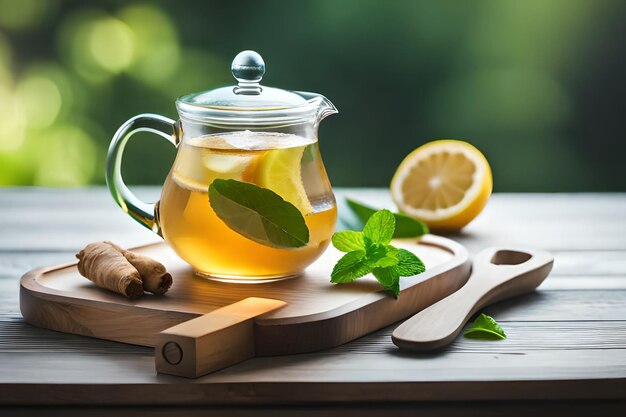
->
258;146;314;215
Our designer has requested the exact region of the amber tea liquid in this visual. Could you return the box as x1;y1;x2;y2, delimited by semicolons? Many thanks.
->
159;132;337;280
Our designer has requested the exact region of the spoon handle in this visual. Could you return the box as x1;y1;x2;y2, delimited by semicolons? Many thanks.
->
392;247;553;351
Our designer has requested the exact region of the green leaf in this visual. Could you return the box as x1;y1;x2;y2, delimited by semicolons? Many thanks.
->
362;209;395;245
346;199;429;238
387;278;400;298
372;267;395;287
332;230;365;252
393;213;429;237
209;179;309;249
369;247;422;298
463;313;507;340
394;248;426;276
330;250;373;283
372;267;401;297
301;143;317;164
371;256;399;268
365;241;399;268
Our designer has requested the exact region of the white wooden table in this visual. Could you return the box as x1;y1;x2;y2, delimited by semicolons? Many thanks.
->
0;188;625;416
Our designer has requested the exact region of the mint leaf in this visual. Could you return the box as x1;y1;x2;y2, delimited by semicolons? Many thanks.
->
365;242;399;268
372;267;400;297
330;250;372;283
362;209;395;245
388;279;400;298
301;143;317;164
346;199;429;238
331;230;365;252
394;249;426;276
370;247;422;297
463;313;507;340
209;179;309;249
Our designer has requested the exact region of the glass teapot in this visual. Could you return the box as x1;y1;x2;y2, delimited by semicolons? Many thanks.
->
106;51;337;282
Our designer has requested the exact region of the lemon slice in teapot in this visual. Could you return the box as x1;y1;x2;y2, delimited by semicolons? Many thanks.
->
258;146;313;215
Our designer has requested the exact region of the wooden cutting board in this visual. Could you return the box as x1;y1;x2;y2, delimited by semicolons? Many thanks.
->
20;235;470;377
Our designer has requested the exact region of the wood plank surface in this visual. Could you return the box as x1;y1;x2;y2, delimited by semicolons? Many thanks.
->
0;188;625;413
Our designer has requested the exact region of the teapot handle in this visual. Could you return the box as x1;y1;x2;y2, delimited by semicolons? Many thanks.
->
106;114;180;235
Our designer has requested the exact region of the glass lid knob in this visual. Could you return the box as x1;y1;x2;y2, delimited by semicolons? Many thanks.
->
231;50;265;94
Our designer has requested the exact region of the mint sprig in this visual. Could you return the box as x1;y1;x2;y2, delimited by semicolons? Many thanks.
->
330;209;426;297
463;313;507;340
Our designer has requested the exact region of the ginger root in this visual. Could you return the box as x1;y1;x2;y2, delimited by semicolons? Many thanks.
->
107;241;172;295
76;242;144;299
76;241;173;298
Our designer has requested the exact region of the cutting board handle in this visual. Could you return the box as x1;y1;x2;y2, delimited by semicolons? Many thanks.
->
155;297;286;378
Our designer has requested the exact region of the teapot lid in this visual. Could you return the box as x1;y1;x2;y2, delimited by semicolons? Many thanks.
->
178;50;309;112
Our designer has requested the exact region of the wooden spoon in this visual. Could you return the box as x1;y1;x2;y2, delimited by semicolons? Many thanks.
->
392;247;553;351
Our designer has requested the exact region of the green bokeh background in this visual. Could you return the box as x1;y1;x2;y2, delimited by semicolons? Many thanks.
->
0;0;624;191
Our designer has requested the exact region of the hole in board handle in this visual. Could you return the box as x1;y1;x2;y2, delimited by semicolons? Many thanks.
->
490;250;532;266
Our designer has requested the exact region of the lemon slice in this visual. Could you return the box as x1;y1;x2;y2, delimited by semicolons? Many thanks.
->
172;145;263;192
202;151;263;183
258;146;313;214
390;140;492;230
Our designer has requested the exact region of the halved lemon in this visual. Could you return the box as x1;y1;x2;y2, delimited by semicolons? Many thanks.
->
390;140;492;231
257;146;313;215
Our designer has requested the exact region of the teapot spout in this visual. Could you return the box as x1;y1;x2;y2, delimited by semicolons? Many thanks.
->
296;91;338;126
315;95;338;125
